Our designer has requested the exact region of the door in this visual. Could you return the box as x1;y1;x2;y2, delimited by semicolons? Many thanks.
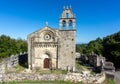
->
44;58;49;68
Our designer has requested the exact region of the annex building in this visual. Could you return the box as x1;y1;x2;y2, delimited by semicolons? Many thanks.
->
27;6;76;70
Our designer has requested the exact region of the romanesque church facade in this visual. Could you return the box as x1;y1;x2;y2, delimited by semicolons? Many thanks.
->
27;6;76;70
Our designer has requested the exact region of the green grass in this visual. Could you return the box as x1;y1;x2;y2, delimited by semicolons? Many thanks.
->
76;60;89;71
5;65;67;74
0;59;2;63
36;69;67;74
5;65;25;73
107;79;116;84
1;80;83;84
14;65;25;72
102;78;116;84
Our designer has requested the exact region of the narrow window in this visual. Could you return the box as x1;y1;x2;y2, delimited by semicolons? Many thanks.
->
69;20;72;26
62;20;66;30
62;20;66;27
66;13;69;18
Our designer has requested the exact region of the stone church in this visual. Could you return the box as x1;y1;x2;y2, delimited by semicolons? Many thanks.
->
27;6;76;70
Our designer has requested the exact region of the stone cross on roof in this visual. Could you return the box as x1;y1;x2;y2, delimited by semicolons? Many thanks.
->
46;22;48;26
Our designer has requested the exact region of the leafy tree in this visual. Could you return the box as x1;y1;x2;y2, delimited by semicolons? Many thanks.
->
84;38;103;55
103;31;120;68
76;44;86;54
76;31;120;69
0;35;27;59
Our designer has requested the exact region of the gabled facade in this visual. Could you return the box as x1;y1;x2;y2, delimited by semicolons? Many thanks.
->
27;6;76;70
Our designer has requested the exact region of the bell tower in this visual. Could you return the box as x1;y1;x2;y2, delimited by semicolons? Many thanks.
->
59;6;76;30
58;6;76;70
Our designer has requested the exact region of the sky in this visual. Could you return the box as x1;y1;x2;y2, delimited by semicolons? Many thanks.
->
0;0;120;43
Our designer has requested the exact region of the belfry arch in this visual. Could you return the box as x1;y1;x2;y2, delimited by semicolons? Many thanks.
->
59;6;76;30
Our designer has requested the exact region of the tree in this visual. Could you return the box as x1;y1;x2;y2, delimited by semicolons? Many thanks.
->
76;44;86;54
85;38;103;55
76;31;120;69
103;31;120;68
0;35;27;59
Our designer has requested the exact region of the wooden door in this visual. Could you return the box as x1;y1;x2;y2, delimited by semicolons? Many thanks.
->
44;58;49;68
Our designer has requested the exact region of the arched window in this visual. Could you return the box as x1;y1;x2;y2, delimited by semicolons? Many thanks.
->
66;13;69;18
69;20;73;26
62;20;66;30
62;20;66;27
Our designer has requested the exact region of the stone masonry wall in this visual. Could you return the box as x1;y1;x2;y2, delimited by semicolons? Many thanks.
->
0;52;27;74
0;72;105;83
58;30;76;70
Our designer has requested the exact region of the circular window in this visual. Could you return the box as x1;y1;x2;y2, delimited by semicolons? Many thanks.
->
44;34;51;40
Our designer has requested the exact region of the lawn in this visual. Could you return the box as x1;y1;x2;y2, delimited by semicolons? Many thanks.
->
1;79;116;84
102;78;116;84
35;69;67;74
1;80;83;84
76;60;89;71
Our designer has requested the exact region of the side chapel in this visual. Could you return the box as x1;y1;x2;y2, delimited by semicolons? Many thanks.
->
27;6;76;70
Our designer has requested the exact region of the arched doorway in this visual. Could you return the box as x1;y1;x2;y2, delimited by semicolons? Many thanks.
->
43;51;52;69
44;58;50;68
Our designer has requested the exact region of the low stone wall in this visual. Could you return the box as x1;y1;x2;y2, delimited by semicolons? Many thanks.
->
0;52;28;74
0;63;5;74
0;72;105;83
